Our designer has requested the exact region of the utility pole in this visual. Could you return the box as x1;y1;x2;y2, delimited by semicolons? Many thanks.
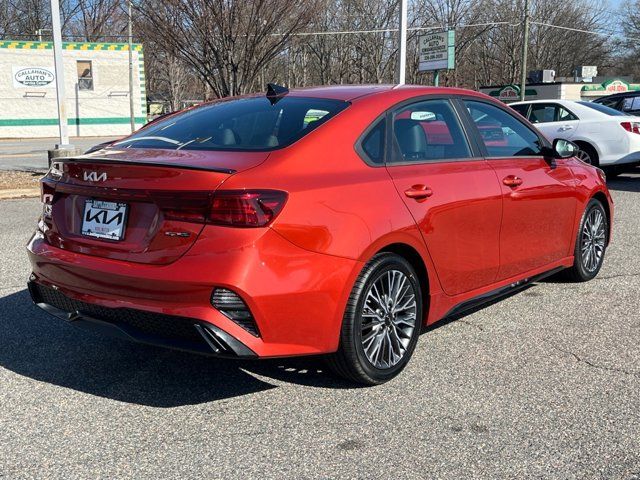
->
397;0;408;84
50;0;69;148
127;0;136;132
519;0;529;101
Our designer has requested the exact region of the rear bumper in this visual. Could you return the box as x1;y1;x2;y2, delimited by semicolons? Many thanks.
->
28;280;256;358
27;227;362;358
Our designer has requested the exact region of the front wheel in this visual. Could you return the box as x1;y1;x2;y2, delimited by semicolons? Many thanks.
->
564;199;608;282
327;253;423;385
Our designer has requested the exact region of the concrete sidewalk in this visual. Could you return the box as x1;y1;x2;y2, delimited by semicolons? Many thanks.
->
0;136;120;172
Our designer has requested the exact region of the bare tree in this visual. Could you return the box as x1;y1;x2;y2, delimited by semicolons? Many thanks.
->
136;0;321;97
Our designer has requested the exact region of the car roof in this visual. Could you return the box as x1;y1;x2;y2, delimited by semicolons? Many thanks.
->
595;91;640;100
510;99;578;105
286;84;491;102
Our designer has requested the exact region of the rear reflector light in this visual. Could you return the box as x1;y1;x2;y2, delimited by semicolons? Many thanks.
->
620;121;640;134
208;190;287;227
211;288;260;337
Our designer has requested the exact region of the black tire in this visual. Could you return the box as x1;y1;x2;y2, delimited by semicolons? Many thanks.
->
575;142;599;167
563;199;608;282
327;253;423;385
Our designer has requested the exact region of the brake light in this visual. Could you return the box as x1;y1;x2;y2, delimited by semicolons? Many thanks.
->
620;121;640;134
209;190;287;227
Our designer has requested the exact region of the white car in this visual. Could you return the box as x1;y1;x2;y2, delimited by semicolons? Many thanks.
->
510;99;640;171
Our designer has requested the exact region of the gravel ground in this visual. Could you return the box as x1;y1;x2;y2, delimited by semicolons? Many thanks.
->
0;173;638;479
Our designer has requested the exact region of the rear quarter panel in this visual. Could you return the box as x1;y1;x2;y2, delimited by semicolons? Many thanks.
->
217;90;448;297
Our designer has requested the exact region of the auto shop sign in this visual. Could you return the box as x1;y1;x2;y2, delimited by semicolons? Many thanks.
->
12;66;55;88
418;30;455;72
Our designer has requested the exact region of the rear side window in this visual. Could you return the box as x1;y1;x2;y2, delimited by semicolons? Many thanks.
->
114;96;348;151
529;104;556;123
465;100;543;157
390;99;471;163
360;119;386;164
529;103;578;124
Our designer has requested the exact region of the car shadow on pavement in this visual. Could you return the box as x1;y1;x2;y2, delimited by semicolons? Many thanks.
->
606;171;640;193
0;289;357;408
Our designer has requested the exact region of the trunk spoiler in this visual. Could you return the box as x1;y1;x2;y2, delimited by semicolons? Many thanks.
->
52;156;237;175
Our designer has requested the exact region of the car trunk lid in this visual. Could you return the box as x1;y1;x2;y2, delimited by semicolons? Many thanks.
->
41;149;269;265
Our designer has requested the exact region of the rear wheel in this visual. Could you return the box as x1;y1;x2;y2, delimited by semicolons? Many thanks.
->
564;199;608;282
327;253;423;385
575;143;599;167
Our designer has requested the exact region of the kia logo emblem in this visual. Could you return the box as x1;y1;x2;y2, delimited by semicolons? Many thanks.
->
83;171;107;182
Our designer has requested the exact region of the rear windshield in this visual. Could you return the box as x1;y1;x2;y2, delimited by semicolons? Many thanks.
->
114;96;349;151
578;101;628;116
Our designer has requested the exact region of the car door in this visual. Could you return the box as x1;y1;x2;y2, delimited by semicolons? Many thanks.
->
462;99;578;280
384;97;503;296
528;102;580;140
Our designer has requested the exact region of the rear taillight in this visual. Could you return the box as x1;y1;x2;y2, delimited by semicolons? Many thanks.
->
208;190;287;227
620;121;640;134
156;189;287;227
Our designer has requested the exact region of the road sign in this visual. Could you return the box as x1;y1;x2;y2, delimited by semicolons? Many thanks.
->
418;30;455;72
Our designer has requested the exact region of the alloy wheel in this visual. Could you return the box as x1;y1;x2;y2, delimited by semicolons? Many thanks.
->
360;269;417;369
581;207;606;273
576;149;592;164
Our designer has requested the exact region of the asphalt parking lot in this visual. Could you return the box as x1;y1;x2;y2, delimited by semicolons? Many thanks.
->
1;173;639;479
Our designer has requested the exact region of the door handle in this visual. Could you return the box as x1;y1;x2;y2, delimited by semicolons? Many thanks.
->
558;125;574;132
404;184;433;201
502;175;523;188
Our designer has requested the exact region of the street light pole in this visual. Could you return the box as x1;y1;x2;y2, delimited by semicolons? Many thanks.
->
519;0;530;101
397;0;408;85
50;0;69;147
128;0;136;132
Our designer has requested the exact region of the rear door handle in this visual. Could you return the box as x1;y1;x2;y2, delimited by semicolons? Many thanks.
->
404;184;433;201
558;125;574;132
502;175;523;188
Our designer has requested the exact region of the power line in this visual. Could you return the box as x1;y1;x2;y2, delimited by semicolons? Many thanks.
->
531;21;635;41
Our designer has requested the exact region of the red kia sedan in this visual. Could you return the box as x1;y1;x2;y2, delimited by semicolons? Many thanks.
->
27;85;613;384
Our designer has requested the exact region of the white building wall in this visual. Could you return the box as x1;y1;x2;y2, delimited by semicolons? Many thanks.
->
0;40;146;138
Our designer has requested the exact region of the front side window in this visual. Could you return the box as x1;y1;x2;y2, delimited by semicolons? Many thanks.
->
390;99;471;163
465;100;543;157
510;104;529;118
114;96;349;151
597;97;621;109
77;60;93;91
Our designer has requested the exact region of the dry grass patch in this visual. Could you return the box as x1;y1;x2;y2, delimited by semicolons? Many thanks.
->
0;170;44;199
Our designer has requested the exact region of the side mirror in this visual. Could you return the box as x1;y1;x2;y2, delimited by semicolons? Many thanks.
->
552;138;578;159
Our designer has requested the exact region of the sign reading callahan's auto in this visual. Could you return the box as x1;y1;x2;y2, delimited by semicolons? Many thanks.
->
12;66;55;88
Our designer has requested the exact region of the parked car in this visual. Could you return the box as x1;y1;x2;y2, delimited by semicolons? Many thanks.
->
593;91;640;116
28;85;613;385
510;99;640;175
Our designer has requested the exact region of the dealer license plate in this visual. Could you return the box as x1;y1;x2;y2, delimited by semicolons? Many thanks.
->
81;199;128;241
